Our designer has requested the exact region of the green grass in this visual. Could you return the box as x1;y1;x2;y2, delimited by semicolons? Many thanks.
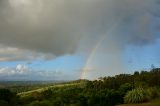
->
17;82;81;97
117;98;160;106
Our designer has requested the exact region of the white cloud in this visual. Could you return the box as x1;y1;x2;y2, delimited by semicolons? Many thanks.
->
16;64;28;73
0;64;73;80
0;64;29;76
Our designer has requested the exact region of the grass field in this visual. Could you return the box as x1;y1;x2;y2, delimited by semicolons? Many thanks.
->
117;98;160;106
17;82;81;97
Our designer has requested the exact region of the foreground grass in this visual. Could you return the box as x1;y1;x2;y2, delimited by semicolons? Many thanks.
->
117;98;160;106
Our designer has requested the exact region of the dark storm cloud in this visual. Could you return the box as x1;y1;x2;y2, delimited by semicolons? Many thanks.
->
0;0;159;61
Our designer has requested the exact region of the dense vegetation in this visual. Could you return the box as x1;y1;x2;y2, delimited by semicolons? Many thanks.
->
0;81;68;93
0;68;160;106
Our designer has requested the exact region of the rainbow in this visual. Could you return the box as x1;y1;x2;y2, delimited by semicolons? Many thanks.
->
80;19;122;79
80;35;105;79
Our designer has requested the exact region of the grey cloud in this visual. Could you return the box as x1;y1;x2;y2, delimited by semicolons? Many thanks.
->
0;45;55;61
0;0;159;57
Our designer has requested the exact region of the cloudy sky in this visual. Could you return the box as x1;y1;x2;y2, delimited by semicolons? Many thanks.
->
0;0;160;80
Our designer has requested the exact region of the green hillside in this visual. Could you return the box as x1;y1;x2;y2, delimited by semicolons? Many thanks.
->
0;68;160;106
18;82;82;97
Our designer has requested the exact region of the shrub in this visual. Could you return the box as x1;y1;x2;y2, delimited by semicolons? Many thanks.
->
0;89;18;106
31;91;42;100
19;96;35;105
28;100;52;106
0;100;9;106
134;81;148;88
41;89;53;99
147;87;160;99
119;83;133;95
0;89;15;102
124;88;150;103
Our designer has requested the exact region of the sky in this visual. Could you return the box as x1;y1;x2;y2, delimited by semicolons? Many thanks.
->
0;0;160;80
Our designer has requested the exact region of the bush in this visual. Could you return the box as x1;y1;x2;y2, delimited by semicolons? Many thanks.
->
41;89;53;99
0;100;9;106
134;82;148;88
28;100;52;106
0;89;15;102
31;91;42;100
124;88;150;103
19;96;35;105
147;87;160;99
119;83;133;95
0;89;18;106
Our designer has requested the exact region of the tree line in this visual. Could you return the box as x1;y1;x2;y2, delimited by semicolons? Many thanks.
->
0;68;160;106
